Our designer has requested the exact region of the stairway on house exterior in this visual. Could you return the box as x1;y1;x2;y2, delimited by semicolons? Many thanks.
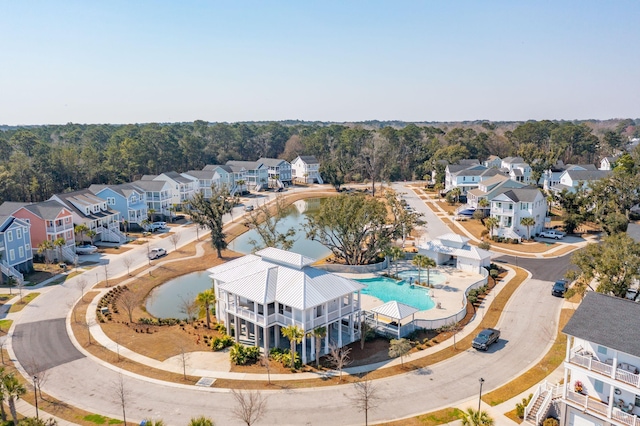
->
61;245;77;264
1;261;24;284
524;381;562;425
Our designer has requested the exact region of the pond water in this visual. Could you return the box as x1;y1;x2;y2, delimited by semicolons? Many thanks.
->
145;271;213;319
357;276;436;311
227;198;332;259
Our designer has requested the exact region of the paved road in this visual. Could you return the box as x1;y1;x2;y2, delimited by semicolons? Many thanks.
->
9;183;574;425
495;254;578;282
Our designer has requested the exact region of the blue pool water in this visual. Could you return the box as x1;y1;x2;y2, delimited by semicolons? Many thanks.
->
357;277;436;311
397;269;445;286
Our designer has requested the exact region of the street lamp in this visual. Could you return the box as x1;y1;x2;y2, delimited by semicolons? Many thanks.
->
478;377;485;413
32;375;39;419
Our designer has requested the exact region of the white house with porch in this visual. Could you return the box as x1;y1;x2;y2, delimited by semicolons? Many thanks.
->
291;155;323;184
208;247;365;364
416;233;491;273
490;186;546;241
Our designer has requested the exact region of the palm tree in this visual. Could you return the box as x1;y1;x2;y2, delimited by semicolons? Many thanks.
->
451;187;462;204
460;407;494;425
53;237;66;263
142;420;166;426
477;198;489;217
309;326;327;368
3;372;26;424
122;219;129;233
281;324;304;369
196;289;216;329
390;246;405;277
141;219;151;232
412;254;434;286
74;224;89;244
37;240;54;270
188;416;214;426
485;217;499;238
86;229;97;244
0;367;8;422
148;208;156;222
520;217;536;240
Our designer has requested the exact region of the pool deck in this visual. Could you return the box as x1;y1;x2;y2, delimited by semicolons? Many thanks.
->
338;261;484;321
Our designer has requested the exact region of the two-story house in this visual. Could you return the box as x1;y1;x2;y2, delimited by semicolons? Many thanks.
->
0;214;32;284
226;160;269;192
0;200;76;262
526;292;640;426
541;163;597;191
465;175;527;213
445;163;503;194
181;170;221;200
483;155;502;169
550;169;612;194
258;158;292;188
208;247;365;364
50;190;123;244
489;186;547;240
202;165;238;194
131;179;173;220
89;183;148;228
291;155;323;184
142;172;197;210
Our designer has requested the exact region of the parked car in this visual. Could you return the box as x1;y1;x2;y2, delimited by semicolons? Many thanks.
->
75;244;98;255
146;222;167;231
552;280;568;297
472;328;500;351
148;247;167;260
245;205;254;212
539;229;565;239
171;215;185;222
453;215;469;221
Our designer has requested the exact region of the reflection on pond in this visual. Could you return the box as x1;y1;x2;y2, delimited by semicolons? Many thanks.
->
228;198;331;259
145;271;213;319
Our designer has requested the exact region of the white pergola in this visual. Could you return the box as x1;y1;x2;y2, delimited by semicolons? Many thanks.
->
370;301;419;338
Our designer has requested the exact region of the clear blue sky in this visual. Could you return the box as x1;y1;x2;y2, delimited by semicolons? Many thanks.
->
1;1;639;125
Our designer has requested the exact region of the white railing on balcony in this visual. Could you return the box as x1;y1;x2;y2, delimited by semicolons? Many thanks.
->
612;408;640;426
492;207;514;214
47;222;73;234
616;369;640;387
570;351;640;387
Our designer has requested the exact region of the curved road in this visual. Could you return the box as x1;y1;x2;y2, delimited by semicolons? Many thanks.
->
10;185;575;425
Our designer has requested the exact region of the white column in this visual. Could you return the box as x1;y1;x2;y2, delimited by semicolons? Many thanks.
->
234;315;239;340
349;313;354;341
607;385;615;418
275;325;280;348
310;333;316;362
565;335;571;362
263;326;269;354
562;369;568;399
302;335;307;364
338;321;342;347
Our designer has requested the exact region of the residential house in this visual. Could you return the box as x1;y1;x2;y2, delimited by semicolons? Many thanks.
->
541;163;597;191
291;155;323;184
465;175;528;212
600;156;617;171
489;186;547;240
417;233;491;273
226;160;269;191
483;155;502;169
525;292;640;426
550;169;612;194
258;158;292;188
0;200;76;262
131;179;173;220
208;247;365;364
0;215;32;283
444;163;503;194
181;170;220;200
142;172;197;209
202;165;240;194
89;183;148;228
500;156;526;171
50;190;124;243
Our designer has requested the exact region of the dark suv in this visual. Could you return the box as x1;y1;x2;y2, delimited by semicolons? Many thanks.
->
552;280;567;297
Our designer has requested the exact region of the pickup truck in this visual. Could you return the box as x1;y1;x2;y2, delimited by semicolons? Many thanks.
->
539;229;565;240
472;328;500;351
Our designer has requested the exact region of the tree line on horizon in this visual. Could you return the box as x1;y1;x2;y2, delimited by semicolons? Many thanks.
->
0;118;637;204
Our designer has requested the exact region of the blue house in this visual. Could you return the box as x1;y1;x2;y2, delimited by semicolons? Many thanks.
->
0;214;33;284
88;183;148;230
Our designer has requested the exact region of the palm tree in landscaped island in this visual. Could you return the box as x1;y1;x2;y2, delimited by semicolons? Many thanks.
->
188;416;214;426
520;217;536;240
196;289;216;329
485;217;499;238
281;324;304;369
412;254;434;286
390;246;405;277
3;372;26;425
460;407;494;425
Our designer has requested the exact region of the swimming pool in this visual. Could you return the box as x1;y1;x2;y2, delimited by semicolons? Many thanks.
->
397;269;446;286
357;277;435;311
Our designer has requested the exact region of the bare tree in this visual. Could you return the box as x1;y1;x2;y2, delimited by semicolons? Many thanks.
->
16;278;25;304
231;389;268;426
360;320;371;350
113;373;129;426
179;295;199;323
118;287;140;323
103;264;110;287
244;195;296;251
177;343;189;380
169;232;181;251
349;377;380;426
66;299;78;324
122;256;134;276
441;322;464;350
360;132;388;197
77;277;88;302
22;357;49;401
80;318;95;345
388;338;412;367
327;343;352;382
0;337;7;365
260;354;271;386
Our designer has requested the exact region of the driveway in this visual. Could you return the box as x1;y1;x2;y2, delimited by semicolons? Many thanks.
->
8;183;571;425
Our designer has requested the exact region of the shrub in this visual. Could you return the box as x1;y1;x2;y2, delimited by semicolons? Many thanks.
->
543;418;559;426
480;229;489;237
229;343;261;365
515;393;533;418
478;241;491;250
213;323;227;334
211;335;234;351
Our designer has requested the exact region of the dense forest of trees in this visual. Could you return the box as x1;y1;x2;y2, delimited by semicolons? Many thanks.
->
0;119;637;204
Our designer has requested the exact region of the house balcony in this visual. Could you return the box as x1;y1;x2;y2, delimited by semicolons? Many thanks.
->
492;207;515;214
46;222;73;234
569;350;640;388
225;302;348;330
565;390;640;426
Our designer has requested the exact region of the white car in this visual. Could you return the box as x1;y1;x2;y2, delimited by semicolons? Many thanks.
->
146;222;167;231
75;244;98;255
148;247;167;260
539;229;565;240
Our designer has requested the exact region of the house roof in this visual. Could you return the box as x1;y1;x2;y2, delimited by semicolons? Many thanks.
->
258;158;289;167
493;187;542;203
502;156;524;164
565;170;611;181
161;171;194;184
0;202;28;216
131;179;170;192
486;155;501;161
182;170;217;179
565;164;597;171
418;238;492;261
563;292;640;357
438;233;470;244
627;223;640;243
89;183;144;198
296;155;319;164
371;301;418;320
207;248;365;311
0;215;29;232
20;200;70;220
52;190;118;219
226;160;263;170
458;159;480;166
203;164;233;173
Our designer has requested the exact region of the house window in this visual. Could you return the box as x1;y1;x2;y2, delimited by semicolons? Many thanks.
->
594;379;603;394
508;204;513;210
25;244;30;251
7;231;12;242
521;203;528;210
9;250;14;261
19;247;24;258
16;229;22;239
597;346;607;355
